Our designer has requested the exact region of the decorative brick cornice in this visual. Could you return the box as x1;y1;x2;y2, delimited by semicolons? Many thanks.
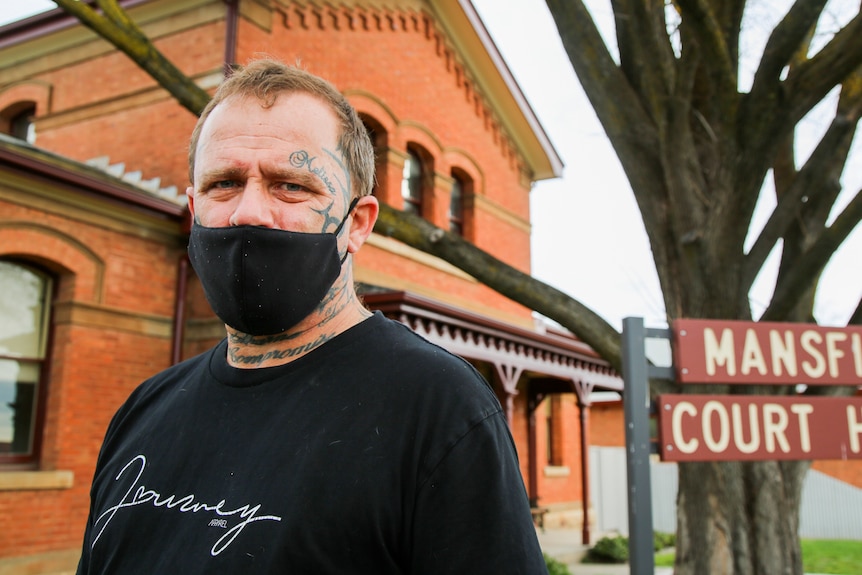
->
273;0;525;176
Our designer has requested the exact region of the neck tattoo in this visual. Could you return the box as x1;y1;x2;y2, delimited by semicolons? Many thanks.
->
227;333;334;367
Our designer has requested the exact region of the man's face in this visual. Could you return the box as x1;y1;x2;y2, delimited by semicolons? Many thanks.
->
187;93;354;236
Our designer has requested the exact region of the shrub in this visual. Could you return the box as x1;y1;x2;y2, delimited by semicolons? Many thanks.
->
543;553;572;575
584;535;629;563
654;531;676;551
584;532;676;564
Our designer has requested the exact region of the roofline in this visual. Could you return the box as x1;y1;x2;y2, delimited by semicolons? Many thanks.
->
0;134;187;220
0;0;152;50
456;0;563;181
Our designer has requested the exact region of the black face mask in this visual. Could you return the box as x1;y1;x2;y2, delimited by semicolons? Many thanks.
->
188;198;358;336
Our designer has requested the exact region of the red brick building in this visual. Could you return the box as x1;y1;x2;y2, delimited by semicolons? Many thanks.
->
0;0;625;571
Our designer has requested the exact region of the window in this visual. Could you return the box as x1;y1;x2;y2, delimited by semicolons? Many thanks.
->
0;261;52;465
10;106;36;143
449;168;473;237
401;149;423;215
360;115;388;198
2;103;37;144
449;174;465;235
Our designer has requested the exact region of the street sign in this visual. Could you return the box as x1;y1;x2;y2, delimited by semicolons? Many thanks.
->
671;319;862;385
657;394;862;462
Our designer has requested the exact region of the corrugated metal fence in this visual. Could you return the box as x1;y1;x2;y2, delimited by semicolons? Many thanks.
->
590;446;862;539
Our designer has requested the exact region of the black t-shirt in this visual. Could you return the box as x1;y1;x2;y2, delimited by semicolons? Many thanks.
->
77;313;548;574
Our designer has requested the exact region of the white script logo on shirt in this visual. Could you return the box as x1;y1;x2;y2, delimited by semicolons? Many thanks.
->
92;454;282;556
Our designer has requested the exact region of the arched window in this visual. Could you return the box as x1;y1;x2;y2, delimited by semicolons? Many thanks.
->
360;115;387;198
10;106;35;143
0;260;52;465
401;148;423;216
449;169;473;237
449;176;464;234
449;174;465;235
2;103;36;143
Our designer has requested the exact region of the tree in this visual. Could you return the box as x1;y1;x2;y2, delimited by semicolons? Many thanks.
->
51;1;862;573
543;1;861;573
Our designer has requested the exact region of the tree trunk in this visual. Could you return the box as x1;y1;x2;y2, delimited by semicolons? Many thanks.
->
676;459;808;575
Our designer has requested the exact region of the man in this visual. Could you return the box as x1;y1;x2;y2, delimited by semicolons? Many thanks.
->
77;59;547;574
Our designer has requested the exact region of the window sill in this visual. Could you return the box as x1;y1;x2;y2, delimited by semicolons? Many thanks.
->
0;470;74;491
543;465;571;477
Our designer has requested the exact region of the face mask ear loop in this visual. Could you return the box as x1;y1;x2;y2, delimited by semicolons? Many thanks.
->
336;196;361;264
334;196;361;236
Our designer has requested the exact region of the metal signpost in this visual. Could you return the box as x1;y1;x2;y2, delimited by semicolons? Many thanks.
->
621;317;673;575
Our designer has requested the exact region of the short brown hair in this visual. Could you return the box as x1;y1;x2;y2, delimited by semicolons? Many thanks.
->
188;59;375;197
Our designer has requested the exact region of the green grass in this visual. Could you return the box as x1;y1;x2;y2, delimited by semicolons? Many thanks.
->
652;539;862;574
801;539;862;574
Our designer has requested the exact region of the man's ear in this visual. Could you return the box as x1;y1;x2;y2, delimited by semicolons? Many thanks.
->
347;195;379;253
186;186;196;221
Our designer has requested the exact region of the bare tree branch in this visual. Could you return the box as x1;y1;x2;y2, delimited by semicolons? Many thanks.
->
748;0;828;98
543;0;661;174
544;0;670;304
374;203;624;372
612;0;676;122
783;11;862;127
743;106;859;292
675;0;737;96
743;67;862;299
51;0;211;116
736;8;862;204
761;188;862;321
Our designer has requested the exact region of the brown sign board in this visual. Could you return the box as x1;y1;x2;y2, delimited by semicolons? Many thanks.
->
657;394;862;462
671;319;862;385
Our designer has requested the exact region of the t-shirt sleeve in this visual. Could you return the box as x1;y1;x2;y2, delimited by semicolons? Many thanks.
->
409;411;549;574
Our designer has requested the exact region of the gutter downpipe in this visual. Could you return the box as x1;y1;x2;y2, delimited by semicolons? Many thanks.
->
171;253;189;365
224;0;239;77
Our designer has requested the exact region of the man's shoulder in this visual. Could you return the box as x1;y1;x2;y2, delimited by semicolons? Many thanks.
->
120;343;218;409
149;344;215;382
363;313;457;355
351;314;500;408
360;315;481;375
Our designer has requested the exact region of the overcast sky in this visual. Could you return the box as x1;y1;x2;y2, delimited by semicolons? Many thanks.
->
2;0;859;330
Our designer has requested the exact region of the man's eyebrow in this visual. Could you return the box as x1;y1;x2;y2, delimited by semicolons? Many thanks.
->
197;166;246;190
196;165;330;193
263;166;332;194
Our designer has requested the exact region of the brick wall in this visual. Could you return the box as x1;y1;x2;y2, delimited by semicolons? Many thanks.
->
0;192;184;561
590;401;625;446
